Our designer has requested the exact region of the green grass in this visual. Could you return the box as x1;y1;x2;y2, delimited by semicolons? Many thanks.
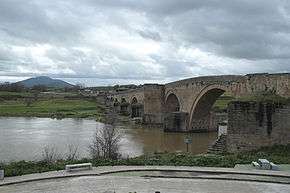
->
213;94;235;112
0;91;32;100
213;92;290;112
1;144;289;177
0;97;103;119
235;92;290;104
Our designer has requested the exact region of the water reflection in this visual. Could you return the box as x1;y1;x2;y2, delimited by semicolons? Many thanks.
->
0;117;217;162
121;124;217;156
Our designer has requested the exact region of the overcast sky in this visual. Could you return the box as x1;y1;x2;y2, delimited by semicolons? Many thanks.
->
1;0;290;86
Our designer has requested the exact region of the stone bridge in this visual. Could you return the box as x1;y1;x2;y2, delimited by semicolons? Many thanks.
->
110;73;290;132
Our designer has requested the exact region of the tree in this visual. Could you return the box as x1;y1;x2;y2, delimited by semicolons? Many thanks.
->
31;85;47;92
65;144;79;161
24;97;33;107
41;145;61;164
89;110;122;160
89;125;121;160
0;82;25;92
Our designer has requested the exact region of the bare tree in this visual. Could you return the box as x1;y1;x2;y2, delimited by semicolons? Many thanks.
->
41;145;61;163
24;97;33;107
89;125;121;160
65;144;79;161
89;110;122;160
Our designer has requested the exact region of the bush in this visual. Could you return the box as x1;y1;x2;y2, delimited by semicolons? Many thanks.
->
41;146;62;164
1;144;289;177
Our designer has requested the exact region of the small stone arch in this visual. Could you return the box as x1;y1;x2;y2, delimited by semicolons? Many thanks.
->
188;84;228;131
165;92;181;113
113;98;120;106
121;98;127;103
131;97;138;104
130;96;143;118
119;97;130;115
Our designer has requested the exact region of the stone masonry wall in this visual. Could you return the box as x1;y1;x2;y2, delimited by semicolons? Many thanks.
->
143;84;165;124
227;101;290;152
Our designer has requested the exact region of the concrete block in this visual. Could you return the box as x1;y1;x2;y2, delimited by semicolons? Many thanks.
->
270;162;279;170
258;159;271;170
65;163;92;172
252;161;260;169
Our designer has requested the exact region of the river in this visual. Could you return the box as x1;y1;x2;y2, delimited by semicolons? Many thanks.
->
0;117;217;162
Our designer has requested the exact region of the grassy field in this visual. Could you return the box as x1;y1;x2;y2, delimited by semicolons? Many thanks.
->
0;91;104;119
0;91;32;100
1;144;289;177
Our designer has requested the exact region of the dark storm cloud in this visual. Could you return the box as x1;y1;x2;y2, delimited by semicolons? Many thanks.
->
0;0;290;85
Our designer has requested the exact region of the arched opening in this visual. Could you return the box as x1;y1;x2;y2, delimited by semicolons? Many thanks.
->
113;98;121;113
121;98;126;103
190;88;226;132
165;93;180;112
131;97;138;104
120;98;130;115
131;97;143;118
113;98;119;106
164;93;188;132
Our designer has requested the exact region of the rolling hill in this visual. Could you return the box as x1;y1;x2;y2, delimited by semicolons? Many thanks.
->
17;76;74;88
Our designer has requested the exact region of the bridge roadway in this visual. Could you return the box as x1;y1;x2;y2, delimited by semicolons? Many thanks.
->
1;166;289;193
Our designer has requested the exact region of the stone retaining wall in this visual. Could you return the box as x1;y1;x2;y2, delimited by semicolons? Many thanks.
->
227;101;290;152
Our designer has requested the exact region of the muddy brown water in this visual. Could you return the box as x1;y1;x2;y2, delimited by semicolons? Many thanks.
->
0;117;217;162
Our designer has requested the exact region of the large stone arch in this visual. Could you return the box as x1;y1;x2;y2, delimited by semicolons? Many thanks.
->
188;84;229;131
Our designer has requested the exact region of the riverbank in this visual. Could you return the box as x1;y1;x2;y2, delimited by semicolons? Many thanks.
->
0;91;105;120
1;144;289;177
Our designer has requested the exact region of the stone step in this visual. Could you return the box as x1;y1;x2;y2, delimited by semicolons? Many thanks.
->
214;145;225;148
207;134;227;154
213;144;225;147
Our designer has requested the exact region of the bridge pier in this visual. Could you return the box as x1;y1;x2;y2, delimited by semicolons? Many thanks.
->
163;112;188;132
131;104;144;118
143;84;165;125
113;101;121;113
120;102;130;116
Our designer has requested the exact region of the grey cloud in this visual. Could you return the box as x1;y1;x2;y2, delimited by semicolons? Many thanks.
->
86;0;290;61
137;30;162;41
0;0;89;46
163;1;290;60
0;0;290;84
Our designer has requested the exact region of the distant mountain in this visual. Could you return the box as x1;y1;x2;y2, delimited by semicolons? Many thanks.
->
17;76;74;88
